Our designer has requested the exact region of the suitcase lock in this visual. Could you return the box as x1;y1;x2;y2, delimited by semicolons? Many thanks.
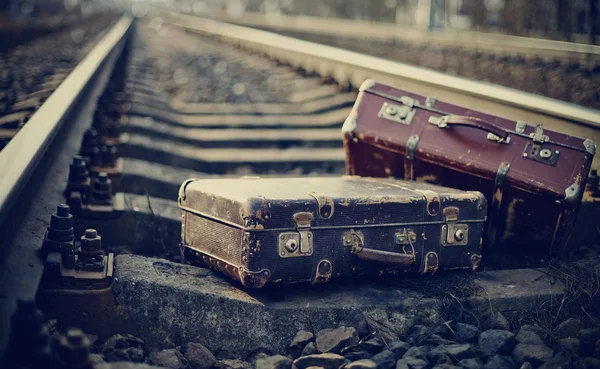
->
278;212;313;258
378;101;415;125
441;207;469;246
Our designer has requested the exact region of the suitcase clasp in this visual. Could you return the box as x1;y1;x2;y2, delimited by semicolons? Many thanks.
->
441;207;469;247
395;229;417;245
530;122;549;143
278;212;314;258
378;101;415;125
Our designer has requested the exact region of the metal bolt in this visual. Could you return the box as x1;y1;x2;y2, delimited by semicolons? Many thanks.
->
4;300;51;368
92;173;112;203
57;328;91;367
81;229;101;252
454;229;465;241
385;105;398;116
56;204;70;218
68;155;89;183
47;204;74;243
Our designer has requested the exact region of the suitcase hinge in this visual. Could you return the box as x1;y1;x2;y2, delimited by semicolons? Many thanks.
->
278;212;314;258
441;207;469;246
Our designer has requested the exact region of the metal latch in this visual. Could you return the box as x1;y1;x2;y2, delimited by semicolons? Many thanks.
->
441;207;468;246
523;143;560;166
278;212;313;258
378;100;416;125
486;132;510;144
515;121;527;133
530;122;549;143
395;229;417;245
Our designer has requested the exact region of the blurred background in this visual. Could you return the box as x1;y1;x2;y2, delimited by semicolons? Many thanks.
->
1;0;598;43
154;0;600;43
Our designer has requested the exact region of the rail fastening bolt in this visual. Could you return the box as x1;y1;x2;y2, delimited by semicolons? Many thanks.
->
92;172;112;202
68;155;89;182
81;229;102;252
57;328;91;368
48;204;74;243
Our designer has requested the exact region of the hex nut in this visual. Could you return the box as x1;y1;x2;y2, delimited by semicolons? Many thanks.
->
81;229;101;252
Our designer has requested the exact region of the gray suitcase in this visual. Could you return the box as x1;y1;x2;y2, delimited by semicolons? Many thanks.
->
178;176;487;288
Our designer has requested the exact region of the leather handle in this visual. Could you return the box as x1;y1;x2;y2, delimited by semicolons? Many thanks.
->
346;230;416;265
430;115;509;142
354;248;416;265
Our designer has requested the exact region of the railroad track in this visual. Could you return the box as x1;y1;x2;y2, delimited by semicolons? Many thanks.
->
1;11;600;364
179;9;600;111
188;9;600;67
0;14;118;150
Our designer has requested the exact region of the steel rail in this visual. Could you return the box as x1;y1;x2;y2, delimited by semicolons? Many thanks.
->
163;12;600;168
0;15;134;227
0;14;133;357
180;9;600;67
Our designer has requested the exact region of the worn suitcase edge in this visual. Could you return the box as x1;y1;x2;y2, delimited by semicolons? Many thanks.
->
184;245;271;289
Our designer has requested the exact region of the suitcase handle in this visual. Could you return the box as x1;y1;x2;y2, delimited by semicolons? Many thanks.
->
346;230;416;265
354;248;416;265
429;115;509;143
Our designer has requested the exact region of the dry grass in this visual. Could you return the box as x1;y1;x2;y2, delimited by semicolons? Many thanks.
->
506;258;600;341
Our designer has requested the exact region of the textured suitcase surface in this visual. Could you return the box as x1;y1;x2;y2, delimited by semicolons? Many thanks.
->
178;176;486;288
343;80;596;256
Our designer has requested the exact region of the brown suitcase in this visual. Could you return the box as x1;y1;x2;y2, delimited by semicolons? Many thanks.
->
178;176;487;288
343;80;596;256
